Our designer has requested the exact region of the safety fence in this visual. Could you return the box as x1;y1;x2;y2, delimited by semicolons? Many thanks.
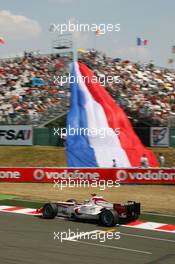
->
0;126;175;147
0;168;174;184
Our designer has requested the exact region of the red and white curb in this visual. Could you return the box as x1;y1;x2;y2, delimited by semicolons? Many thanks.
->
0;205;41;215
0;205;175;233
123;220;175;233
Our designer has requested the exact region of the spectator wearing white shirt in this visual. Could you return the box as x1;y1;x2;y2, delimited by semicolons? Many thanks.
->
140;154;149;168
158;153;165;167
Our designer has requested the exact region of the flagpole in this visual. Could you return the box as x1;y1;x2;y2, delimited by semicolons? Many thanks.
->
136;37;140;64
94;33;97;51
137;46;139;63
94;28;101;51
171;46;175;70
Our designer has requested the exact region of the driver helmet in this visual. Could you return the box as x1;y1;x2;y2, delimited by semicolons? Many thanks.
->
84;199;90;204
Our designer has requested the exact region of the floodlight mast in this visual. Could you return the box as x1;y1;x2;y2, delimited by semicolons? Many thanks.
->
52;31;77;62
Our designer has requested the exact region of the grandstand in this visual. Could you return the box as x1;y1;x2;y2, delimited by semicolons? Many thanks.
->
0;48;175;129
0;52;72;126
79;50;175;127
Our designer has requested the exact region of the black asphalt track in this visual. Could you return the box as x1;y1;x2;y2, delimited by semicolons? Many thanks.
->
0;212;174;264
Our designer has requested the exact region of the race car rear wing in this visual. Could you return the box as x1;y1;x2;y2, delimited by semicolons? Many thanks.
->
126;201;141;218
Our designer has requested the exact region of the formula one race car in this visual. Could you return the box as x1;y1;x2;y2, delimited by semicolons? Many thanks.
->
37;194;140;227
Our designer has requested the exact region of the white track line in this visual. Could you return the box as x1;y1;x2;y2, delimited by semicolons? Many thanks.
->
120;232;175;243
65;240;152;255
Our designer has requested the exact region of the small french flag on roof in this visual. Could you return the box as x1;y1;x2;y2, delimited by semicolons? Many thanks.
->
0;37;5;45
137;37;148;46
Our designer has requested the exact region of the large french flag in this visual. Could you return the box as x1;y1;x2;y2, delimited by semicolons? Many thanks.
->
66;62;159;167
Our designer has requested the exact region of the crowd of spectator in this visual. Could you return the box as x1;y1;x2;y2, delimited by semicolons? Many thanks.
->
0;49;175;126
0;52;71;125
79;49;175;126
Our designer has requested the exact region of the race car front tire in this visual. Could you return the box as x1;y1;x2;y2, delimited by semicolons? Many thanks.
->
42;203;58;219
100;209;119;227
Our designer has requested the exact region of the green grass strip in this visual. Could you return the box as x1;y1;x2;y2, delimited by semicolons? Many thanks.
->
0;194;16;200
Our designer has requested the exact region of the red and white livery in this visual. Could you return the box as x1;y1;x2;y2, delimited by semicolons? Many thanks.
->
37;194;140;227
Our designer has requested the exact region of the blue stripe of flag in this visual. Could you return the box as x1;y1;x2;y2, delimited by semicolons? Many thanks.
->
66;63;98;167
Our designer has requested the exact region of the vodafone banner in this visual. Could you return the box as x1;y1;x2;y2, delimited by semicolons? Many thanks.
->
0;168;175;184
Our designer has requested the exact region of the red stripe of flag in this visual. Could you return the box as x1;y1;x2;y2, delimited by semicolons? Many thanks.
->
78;62;159;167
0;37;5;45
144;39;148;45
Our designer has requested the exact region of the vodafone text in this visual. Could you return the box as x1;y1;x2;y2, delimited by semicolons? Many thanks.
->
0;171;20;179
116;169;175;181
33;169;100;181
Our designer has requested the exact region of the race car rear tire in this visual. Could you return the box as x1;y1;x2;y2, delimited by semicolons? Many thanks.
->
43;203;58;219
100;209;119;227
66;199;78;204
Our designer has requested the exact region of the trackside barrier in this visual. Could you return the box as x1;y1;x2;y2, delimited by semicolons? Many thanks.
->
0;168;175;184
